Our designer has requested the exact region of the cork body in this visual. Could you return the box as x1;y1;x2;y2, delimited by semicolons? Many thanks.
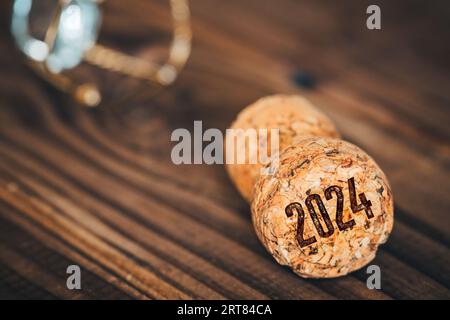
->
252;138;394;278
226;95;339;202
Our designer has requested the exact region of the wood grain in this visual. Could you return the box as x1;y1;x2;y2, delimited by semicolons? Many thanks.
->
0;0;449;299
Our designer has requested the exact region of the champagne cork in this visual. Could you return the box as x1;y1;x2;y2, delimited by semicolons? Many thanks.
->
226;95;394;278
252;137;394;278
226;95;339;202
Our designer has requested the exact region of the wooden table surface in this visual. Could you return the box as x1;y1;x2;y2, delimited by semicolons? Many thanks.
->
0;0;449;299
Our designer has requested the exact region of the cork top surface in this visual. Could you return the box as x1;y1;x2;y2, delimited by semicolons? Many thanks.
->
252;138;394;278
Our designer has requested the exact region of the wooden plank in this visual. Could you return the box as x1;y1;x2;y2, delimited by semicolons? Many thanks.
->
0;0;448;299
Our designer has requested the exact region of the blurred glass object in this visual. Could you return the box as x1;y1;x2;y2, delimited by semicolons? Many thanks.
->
12;0;100;71
10;0;192;107
48;0;100;72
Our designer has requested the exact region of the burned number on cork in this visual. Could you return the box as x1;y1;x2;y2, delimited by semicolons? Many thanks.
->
285;177;373;248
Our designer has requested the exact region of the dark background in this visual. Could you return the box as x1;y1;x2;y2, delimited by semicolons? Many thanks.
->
0;0;449;299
